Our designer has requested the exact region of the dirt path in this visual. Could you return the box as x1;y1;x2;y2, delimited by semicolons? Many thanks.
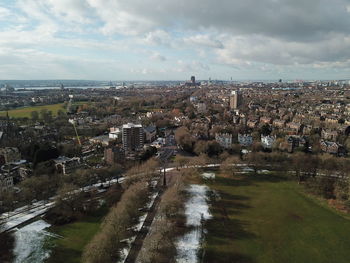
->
124;187;163;263
124;170;181;263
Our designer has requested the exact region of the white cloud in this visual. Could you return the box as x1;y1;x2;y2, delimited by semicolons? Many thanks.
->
183;34;223;49
150;52;167;61
0;7;11;19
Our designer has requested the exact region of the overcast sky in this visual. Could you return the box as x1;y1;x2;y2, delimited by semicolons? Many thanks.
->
1;0;350;80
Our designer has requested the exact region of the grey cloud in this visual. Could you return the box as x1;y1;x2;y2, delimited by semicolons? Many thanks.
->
89;0;350;41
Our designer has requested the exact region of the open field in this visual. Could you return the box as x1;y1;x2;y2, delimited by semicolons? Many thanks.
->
204;173;350;263
0;103;65;118
0;101;91;118
45;206;108;263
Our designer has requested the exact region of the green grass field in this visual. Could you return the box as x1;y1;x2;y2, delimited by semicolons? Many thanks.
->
45;206;108;263
204;173;350;263
0;101;91;118
0;103;65;118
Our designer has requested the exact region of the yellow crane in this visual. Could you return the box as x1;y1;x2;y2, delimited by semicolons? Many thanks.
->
67;95;82;146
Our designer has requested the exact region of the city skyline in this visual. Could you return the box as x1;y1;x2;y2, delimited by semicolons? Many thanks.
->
1;0;350;80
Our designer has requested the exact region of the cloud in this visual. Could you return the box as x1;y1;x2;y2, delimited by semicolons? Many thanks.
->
78;0;350;41
142;30;173;46
216;34;350;67
176;60;210;72
1;0;350;79
150;52;167;61
183;34;223;49
0;7;11;19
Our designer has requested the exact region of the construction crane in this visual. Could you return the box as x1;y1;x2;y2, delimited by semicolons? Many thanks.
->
66;94;82;146
68;119;82;146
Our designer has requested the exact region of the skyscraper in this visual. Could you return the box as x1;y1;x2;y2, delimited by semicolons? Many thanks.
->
191;76;196;84
122;123;144;151
229;90;243;109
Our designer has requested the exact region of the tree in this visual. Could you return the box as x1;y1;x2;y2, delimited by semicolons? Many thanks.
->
57;109;66;119
246;152;265;174
207;140;223;157
50;183;87;223
0;232;14;263
174;155;190;170
260;124;272;136
40;109;53;123
0;191;15;213
221;156;240;176
290;152;306;183
194;140;208;156
83;181;149;263
30;111;39;121
334;178;349;201
20;175;57;203
175;126;195;153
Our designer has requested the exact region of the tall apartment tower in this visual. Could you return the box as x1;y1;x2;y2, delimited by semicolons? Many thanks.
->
229;90;243;109
191;76;196;84
122;123;144;151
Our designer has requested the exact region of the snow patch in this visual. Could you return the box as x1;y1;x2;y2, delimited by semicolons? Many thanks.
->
176;184;212;263
13;220;52;263
202;172;215;180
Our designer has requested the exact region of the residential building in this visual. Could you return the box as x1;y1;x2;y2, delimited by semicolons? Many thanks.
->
0;174;13;193
320;140;346;156
215;133;233;149
321;129;338;141
54;156;83;175
144;125;157;142
273;119;286;128
229;90;243;109
122;123;144;151
109;127;122;142
104;146;125;165
261;135;276;149
0;147;21;166
238;134;253;147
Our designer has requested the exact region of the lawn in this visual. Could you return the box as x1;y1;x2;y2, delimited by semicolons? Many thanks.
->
45;206;108;263
0;101;91;118
0;103;65;118
204;173;350;263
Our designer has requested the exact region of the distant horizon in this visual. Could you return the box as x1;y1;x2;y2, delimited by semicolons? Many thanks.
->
1;78;350;83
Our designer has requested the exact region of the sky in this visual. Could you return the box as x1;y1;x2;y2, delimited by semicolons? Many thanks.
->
0;0;350;81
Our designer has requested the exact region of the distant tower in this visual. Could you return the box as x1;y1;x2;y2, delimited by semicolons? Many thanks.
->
191;76;196;84
229;90;243;109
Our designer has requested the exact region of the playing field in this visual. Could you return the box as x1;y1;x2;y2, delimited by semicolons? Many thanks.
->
204;173;350;263
0;101;90;118
0;103;65;118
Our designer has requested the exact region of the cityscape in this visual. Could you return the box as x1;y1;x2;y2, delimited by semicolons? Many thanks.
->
1;1;350;263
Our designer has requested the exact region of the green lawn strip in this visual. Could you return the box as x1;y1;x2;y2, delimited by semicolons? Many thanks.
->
204;174;350;263
45;206;108;263
0;103;65;118
0;101;92;118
